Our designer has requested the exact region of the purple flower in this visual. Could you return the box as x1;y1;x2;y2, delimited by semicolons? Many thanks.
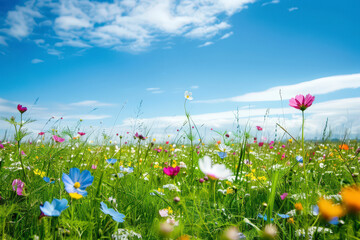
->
163;166;180;177
289;94;315;111
280;193;288;200
12;179;24;196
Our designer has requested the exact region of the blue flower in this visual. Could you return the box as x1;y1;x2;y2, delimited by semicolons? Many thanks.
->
100;202;125;223
257;213;273;221
119;166;134;173
43;177;55;184
217;152;227;159
312;205;338;225
106;158;118;164
277;213;290;218
62;168;94;197
40;199;68;217
296;156;303;163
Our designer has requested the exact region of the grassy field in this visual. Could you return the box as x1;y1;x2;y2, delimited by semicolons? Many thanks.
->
0;100;359;240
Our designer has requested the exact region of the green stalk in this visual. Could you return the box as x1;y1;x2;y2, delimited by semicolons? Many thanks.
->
302;110;309;239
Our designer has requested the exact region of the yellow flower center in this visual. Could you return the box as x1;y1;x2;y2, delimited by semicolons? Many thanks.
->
74;182;81;188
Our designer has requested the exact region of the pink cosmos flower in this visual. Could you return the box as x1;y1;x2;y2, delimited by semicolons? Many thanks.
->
269;146;274;149
258;142;264;147
0;143;4;149
289;94;315;111
256;126;263;131
281;153;286;160
38;132;45;135
17;104;27;113
78;132;86;136
280;193;288;200
163;166;180;177
12;179;25;196
21;150;26;156
91;164;97;169
52;135;65;143
268;141;274;146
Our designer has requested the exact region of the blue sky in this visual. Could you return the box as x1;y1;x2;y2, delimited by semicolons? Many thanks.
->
0;0;360;140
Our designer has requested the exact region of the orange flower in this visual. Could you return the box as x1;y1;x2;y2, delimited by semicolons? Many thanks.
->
177;235;191;240
341;185;360;213
317;198;344;221
339;144;349;150
294;203;303;211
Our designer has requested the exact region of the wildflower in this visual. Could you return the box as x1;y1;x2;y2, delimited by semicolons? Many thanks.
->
219;144;232;152
40;199;68;217
34;169;46;177
296;156;303;163
258;214;273;221
341;185;360;213
199;178;204;183
263;224;278;240
159;209;169;217
258;142;264;147
256;126;263;131
217;151;227;159
339;144;349;150
91;164;97;169
316;198;344;222
294;203;303;212
163;166;180;177
69;192;83;199
199;156;232;180
287;218;294;224
174;196;180;202
184;91;193;100
0;143;3;149
78;132;86;136
17;104;27;113
12;179;24;196
43;177;55;184
62;168;94;197
289;94;315;111
288;138;293;143
38;132;45;135
222;227;246;240
100;202;125;223
280;193;288;200
52;135;65;143
106;158;118;164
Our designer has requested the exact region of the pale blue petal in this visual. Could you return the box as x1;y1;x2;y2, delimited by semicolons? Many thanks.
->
69;168;80;182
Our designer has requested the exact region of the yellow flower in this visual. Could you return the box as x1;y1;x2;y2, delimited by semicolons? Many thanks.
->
317;198;344;221
167;207;173;214
226;188;234;194
34;169;46;178
69;193;83;199
288;138;293;143
341;185;360;213
287;218;294;224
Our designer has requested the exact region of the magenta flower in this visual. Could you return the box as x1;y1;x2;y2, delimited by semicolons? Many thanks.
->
163;166;180;177
256;126;263;131
12;179;24;196
0;143;4;149
52;135;65;143
17;104;27;114
21;150;26;156
268;141;274;146
280;192;288;200
258;142;264;147
78;132;86;136
38;132;45;135
289;94;315;111
91;164;97;169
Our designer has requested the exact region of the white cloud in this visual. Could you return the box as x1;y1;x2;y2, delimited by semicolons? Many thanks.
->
69;100;114;107
146;88;160;91
198;41;214;47
31;58;43;64
196;73;360;103
63;114;112;120
1;0;255;52
288;7;299;12
2;1;42;39
191;85;199;89
261;0;280;7
220;31;233;40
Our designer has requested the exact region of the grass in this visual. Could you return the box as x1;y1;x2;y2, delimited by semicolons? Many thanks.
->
0;109;359;239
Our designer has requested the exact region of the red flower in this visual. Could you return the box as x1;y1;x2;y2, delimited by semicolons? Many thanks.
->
289;94;315;111
256;126;262;131
78;132;86;136
17;104;27;113
38;132;45;135
163;166;180;177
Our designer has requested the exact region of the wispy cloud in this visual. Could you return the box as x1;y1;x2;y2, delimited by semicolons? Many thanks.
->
31;58;43;64
69;100;114;107
1;0;255;52
146;88;163;94
261;0;280;7
63;114;112;120
195;73;360;103
0;36;7;46
198;41;214;48
191;85;199;89
220;32;233;40
288;7;299;12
